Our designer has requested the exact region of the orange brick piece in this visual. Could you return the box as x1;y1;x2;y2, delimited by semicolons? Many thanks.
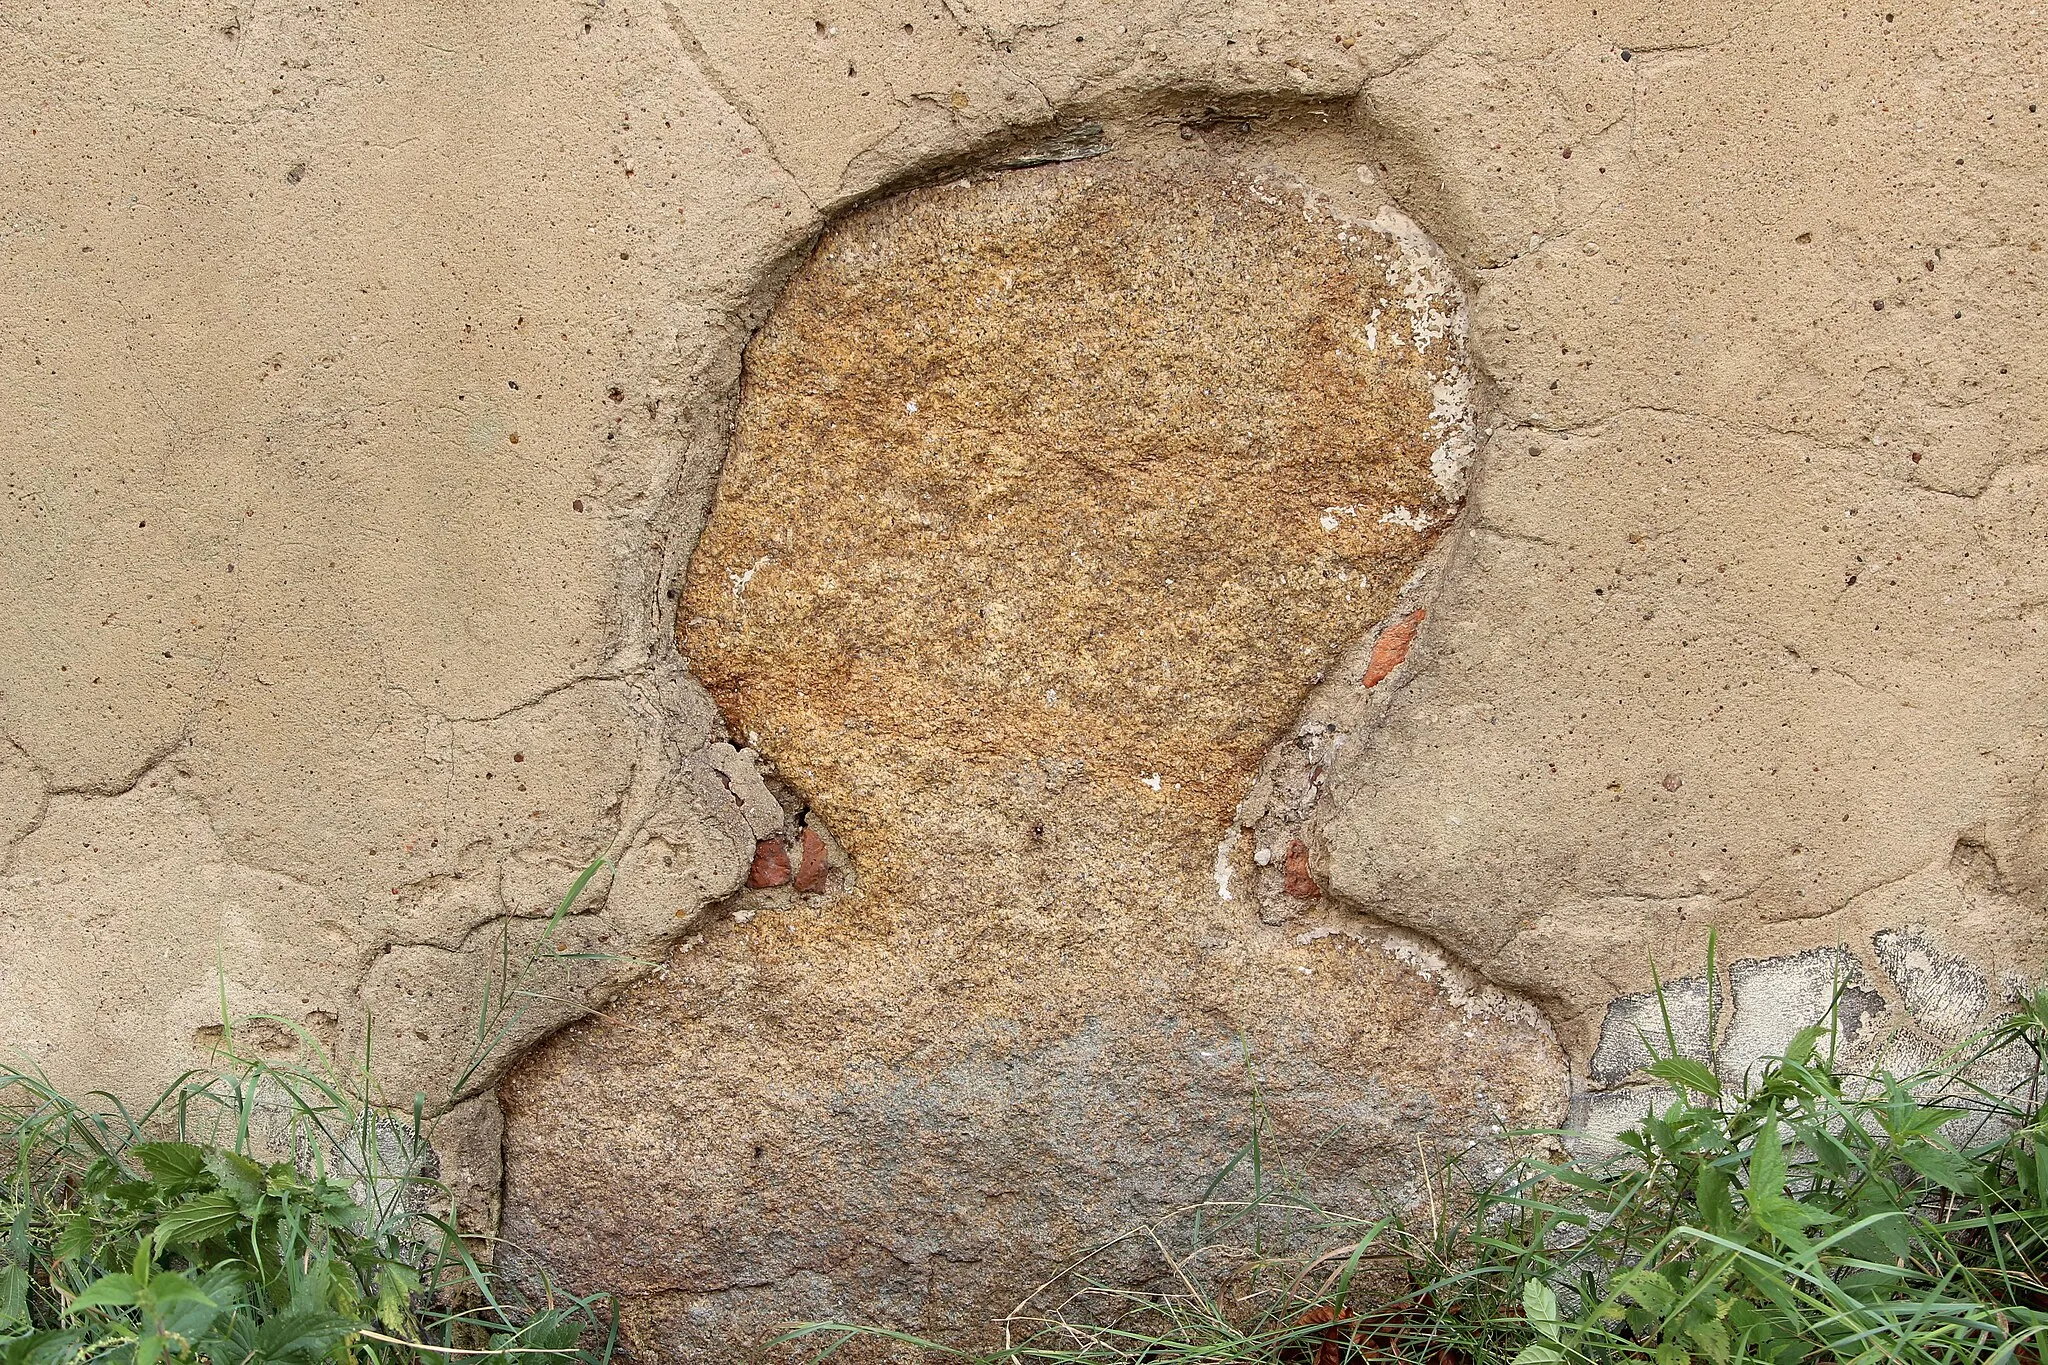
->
746;839;791;888
795;827;829;894
1362;609;1427;688
1282;839;1320;900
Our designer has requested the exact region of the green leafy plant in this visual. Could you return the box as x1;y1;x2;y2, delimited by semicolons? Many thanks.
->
781;970;2048;1365
0;863;618;1365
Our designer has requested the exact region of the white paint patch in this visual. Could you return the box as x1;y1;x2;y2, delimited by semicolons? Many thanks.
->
1212;832;1238;902
1140;773;1163;792
1370;206;1476;500
730;554;772;598
1378;505;1435;532
1293;923;1554;1028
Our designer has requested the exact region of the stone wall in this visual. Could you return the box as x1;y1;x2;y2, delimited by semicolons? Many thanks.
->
4;0;2045;1355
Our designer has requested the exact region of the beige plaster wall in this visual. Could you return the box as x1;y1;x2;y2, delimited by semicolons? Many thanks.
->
3;0;2043;1140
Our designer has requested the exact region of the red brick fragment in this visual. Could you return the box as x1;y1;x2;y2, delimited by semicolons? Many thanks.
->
746;838;791;888
1282;839;1320;900
1362;608;1427;688
794;828;829;894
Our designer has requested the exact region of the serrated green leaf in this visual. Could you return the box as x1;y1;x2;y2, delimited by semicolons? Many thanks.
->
52;1217;95;1265
203;1150;267;1206
250;1306;356;1364
1783;1024;1827;1067
1686;1317;1731;1365
374;1263;419;1334
1696;1163;1737;1237
1511;1342;1562;1365
153;1191;243;1251
131;1143;209;1188
1611;1267;1678;1316
0;1265;26;1328
1646;1057;1722;1099
136;1272;211;1312
1748;1117;1786;1205
0;1329;90;1365
65;1273;142;1316
1899;1141;1979;1194
1523;1276;1560;1335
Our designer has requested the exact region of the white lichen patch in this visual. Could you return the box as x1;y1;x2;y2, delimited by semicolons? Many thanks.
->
1294;923;1556;1029
1370;206;1475;500
730;554;772;598
1378;506;1436;532
1212;831;1239;902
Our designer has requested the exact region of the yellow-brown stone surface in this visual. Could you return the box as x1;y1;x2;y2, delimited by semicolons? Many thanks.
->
680;157;1457;877
500;156;1561;1361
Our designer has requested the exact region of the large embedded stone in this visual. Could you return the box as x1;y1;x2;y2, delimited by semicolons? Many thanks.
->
500;154;1559;1361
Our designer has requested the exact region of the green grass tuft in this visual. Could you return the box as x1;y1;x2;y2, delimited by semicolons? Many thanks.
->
784;983;2048;1365
0;862;619;1365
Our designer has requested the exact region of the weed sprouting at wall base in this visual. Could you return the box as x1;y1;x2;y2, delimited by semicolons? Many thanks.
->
785;982;2048;1365
0;861;619;1365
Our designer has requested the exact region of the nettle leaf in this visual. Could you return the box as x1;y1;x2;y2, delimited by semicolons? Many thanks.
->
1747;1118;1787;1205
1686;1316;1732;1365
1522;1278;1561;1340
1696;1164;1738;1237
131;1144;209;1189
1899;1142;1979;1195
261;1164;314;1201
503;1310;583;1356
138;1270;219;1343
1510;1342;1562;1365
250;1307;356;1364
65;1272;142;1316
139;1273;210;1309
52;1216;96;1267
374;1263;419;1334
153;1192;243;1251
203;1151;267;1207
1793;1121;1852;1178
1;1329;90;1365
1750;1192;1828;1251
1611;1267;1678;1317
1646;1058;1722;1100
0;1265;26;1327
1782;1025;1828;1068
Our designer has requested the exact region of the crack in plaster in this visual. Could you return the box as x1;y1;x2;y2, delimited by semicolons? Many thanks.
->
656;3;822;214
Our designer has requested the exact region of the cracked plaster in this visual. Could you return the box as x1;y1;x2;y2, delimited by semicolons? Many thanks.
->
3;0;2046;1338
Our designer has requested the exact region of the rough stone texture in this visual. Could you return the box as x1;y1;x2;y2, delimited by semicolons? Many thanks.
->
500;155;1561;1360
2;0;2045;1345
